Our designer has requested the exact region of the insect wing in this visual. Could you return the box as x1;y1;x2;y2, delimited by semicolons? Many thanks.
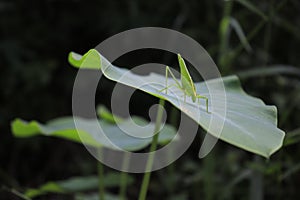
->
177;54;197;98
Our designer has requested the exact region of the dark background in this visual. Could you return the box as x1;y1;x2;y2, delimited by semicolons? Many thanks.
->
1;0;300;199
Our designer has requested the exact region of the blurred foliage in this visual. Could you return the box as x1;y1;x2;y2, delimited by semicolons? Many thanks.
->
1;0;300;199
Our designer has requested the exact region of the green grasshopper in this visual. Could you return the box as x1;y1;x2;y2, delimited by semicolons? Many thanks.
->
159;54;211;113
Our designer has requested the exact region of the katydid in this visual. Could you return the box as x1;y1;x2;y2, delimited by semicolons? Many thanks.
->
160;54;211;113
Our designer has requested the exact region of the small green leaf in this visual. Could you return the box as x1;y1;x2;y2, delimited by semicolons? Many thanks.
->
97;105;124;124
68;50;285;157
69;50;101;70
25;182;65;198
12;117;102;147
24;173;133;198
11;116;177;151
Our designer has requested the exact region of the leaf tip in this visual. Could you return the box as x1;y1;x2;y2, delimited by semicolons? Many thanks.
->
68;49;101;69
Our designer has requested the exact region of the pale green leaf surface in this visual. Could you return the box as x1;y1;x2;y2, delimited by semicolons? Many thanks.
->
11;116;177;151
68;49;285;157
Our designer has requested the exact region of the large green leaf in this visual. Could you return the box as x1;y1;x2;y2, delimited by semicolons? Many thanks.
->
68;49;285;157
11;115;176;151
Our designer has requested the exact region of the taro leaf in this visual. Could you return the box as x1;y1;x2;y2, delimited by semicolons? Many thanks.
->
68;49;285;157
24;173;133;198
11;115;176;151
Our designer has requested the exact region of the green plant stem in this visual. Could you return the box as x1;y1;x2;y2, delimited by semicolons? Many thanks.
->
250;156;264;200
203;151;215;200
218;0;233;69
119;152;130;200
166;107;178;195
138;99;165;200
97;148;105;200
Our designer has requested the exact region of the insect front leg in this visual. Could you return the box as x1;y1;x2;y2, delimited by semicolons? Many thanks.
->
158;84;177;93
160;66;182;94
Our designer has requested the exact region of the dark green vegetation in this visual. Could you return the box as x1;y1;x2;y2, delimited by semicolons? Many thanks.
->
1;0;300;199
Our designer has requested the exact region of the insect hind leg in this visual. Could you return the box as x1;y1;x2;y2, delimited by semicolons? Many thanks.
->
160;66;183;95
196;95;211;114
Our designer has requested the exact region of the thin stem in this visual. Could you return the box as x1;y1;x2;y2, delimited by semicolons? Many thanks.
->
1;186;30;200
250;156;264;200
231;20;267;59
166;107;178;195
203;151;216;200
218;0;233;69
97;148;105;200
230;0;288;61
138;99;165;200
119;152;130;200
